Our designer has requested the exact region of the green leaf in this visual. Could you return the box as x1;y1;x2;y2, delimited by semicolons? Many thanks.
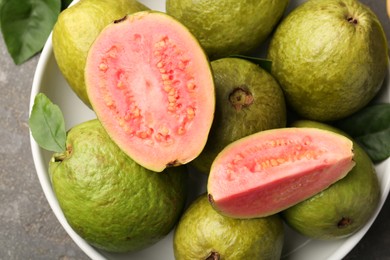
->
0;0;4;26
0;0;61;64
29;93;66;153
229;55;272;73
333;103;390;163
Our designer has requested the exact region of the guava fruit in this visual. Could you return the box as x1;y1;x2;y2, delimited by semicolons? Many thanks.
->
48;119;188;253
52;0;148;107
282;120;380;240
191;57;286;174
207;127;355;219
84;11;215;172
173;194;284;260
267;0;389;122
166;0;290;60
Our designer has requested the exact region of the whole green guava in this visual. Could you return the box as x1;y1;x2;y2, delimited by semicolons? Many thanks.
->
267;0;388;121
190;57;286;174
49;119;188;253
166;0;290;59
173;194;284;260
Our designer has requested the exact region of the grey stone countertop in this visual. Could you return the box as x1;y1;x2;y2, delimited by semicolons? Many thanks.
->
0;0;389;259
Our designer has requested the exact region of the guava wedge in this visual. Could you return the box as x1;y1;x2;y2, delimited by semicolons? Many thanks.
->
207;127;356;218
85;11;215;172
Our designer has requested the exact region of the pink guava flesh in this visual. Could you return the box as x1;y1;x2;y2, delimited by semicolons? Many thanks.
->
207;128;355;218
85;11;215;172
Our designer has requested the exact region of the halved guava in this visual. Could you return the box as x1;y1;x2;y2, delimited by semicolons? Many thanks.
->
85;11;215;172
207;127;356;218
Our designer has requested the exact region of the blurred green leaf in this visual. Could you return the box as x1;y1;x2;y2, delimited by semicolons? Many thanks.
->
0;0;61;64
0;0;4;25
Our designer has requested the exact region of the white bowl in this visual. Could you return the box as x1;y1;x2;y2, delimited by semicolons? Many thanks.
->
29;0;390;259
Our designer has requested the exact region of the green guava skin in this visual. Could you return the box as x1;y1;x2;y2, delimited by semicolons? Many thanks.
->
52;0;148;108
49;119;188;253
166;0;289;60
282;120;380;240
190;57;286;174
173;194;284;260
267;0;389;122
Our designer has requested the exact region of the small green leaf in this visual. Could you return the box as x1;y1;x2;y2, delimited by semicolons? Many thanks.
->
229;55;272;73
0;0;61;64
333;103;390;163
29;93;66;153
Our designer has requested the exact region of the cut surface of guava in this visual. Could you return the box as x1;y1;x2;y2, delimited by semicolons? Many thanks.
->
85;11;215;172
207;127;356;218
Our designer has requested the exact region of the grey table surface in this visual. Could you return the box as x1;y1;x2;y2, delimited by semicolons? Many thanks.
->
1;1;389;259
